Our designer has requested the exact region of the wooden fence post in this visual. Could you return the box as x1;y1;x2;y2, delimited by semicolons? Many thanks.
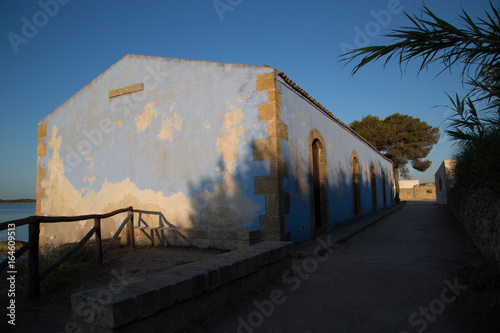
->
127;210;136;251
94;218;102;264
126;214;131;247
28;217;40;298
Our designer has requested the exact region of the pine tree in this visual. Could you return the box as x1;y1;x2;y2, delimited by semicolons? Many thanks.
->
351;113;440;202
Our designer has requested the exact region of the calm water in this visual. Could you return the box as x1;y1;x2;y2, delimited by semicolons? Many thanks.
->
0;203;35;242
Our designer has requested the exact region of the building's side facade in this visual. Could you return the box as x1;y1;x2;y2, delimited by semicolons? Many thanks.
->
37;55;275;245
434;159;456;205
37;56;394;246
257;71;394;244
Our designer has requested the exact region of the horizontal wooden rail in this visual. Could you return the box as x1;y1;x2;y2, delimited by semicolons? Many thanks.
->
0;216;33;231
35;206;133;223
0;207;133;231
0;206;135;298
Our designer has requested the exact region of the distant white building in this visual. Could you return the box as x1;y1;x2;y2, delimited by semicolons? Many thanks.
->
399;180;420;189
434;160;456;205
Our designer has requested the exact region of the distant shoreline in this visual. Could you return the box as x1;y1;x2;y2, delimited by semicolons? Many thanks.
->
0;199;36;204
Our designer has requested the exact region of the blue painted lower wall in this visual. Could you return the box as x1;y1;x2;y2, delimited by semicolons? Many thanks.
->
278;78;394;244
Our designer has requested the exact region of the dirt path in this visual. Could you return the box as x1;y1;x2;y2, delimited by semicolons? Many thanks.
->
3;246;221;333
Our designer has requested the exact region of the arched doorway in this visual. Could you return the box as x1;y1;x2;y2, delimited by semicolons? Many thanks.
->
312;140;322;229
351;151;361;218
308;130;328;237
370;163;377;213
390;172;394;205
382;170;387;208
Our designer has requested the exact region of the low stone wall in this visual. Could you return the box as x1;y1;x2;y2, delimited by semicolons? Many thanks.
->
449;189;500;263
400;183;436;201
71;241;293;332
132;227;261;250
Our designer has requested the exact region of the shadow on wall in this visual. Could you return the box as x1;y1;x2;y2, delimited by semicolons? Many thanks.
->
329;164;351;228
130;153;392;245
185;155;268;230
124;155;268;248
285;155;394;244
135;209;175;228
285;157;358;244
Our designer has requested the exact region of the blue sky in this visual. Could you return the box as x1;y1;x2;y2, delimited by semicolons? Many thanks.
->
0;0;496;199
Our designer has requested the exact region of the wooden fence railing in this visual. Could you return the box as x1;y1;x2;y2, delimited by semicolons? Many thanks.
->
0;206;135;298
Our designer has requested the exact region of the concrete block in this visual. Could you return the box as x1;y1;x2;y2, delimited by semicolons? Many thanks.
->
183;262;221;293
134;227;264;251
155;271;194;304
227;230;238;240
207;229;219;239
146;274;189;309
71;241;293;331
128;285;161;321
194;238;211;249
216;259;234;286
72;287;141;329
192;229;206;239
249;229;261;240
227;256;251;280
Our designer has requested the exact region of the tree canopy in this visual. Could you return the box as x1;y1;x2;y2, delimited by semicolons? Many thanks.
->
340;2;500;142
342;2;500;195
350;113;440;179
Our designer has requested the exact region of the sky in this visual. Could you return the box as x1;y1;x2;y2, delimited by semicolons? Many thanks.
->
0;0;496;199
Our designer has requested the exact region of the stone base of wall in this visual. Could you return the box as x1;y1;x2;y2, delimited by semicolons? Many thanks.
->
449;189;500;264
71;241;293;332
128;227;261;250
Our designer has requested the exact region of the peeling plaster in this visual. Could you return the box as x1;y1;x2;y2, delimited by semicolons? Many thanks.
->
40;126;195;244
237;94;250;103
82;156;95;184
40;118;262;244
135;102;157;132
216;100;245;172
158;102;182;141
38;57;273;246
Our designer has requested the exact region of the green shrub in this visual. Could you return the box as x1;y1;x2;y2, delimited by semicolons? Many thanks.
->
453;127;500;197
